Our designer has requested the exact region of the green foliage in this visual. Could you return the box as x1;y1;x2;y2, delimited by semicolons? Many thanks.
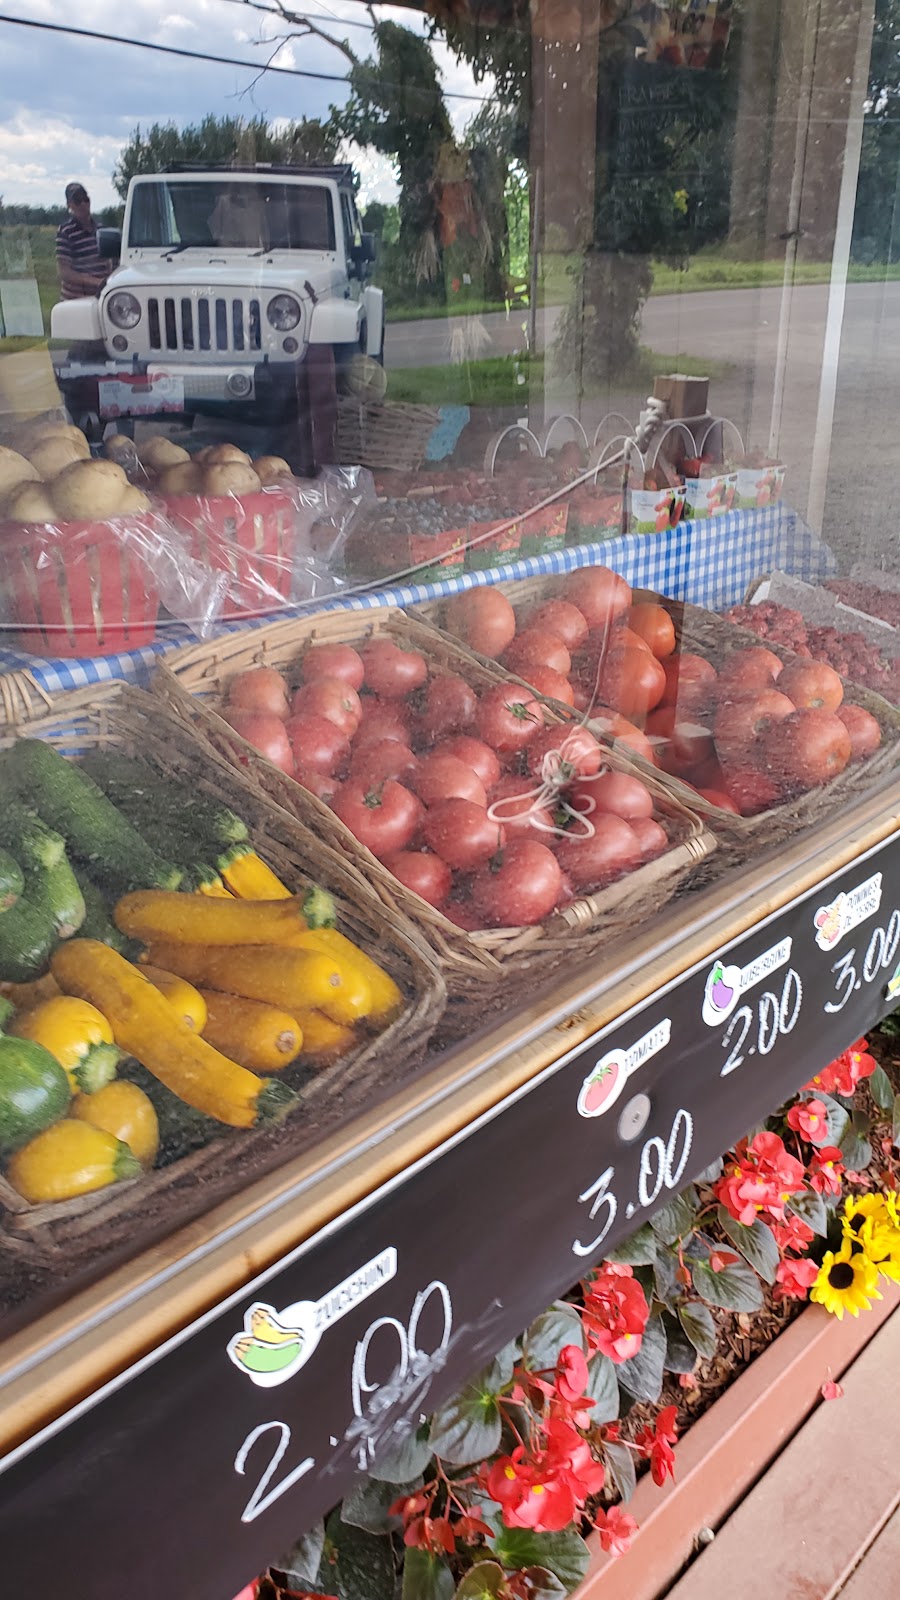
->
617;1312;667;1403
489;1525;591;1594
427;1358;504;1465
402;1547;456;1600
678;1300;717;1360
112;113;342;200
692;1255;764;1314
716;1210;780;1285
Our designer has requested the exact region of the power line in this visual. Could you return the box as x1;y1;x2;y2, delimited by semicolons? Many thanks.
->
0;10;487;97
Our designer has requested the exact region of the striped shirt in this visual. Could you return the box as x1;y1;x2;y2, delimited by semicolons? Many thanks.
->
56;216;106;298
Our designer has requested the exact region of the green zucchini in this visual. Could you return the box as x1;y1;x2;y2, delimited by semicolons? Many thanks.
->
0;849;24;913
80;752;248;846
0;802;65;871
0;1035;71;1154
5;740;182;895
72;866;137;956
0;877;57;983
33;855;85;940
0;996;14;1031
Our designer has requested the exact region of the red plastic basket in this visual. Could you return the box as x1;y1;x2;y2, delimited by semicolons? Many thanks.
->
162;489;295;620
0;516;160;657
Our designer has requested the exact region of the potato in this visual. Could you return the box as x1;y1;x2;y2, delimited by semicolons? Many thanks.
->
203;462;261;498
117;486;151;514
4;481;57;523
138;437;191;472
52;460;129;520
26;437;86;479
253;455;293;485
203;443;252;468
157;461;204;496
104;433;140;467
0;446;40;504
21;422;90;459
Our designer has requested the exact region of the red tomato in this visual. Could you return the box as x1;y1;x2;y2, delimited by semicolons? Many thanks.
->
332;778;424;857
474;685;543;752
698;786;741;814
627;602;677;659
294;764;337;802
716;647;783;702
419;674;477;741
350;738;420;787
354;697;411;748
487;774;556;838
526;724;603;783
588;707;657;764
599;647;667;719
523;664;575;706
423;799;505;869
439;736;502;789
300;642;364;691
645;706;715;774
561;566;631;629
443;588;517;658
442;901;483;932
525;599;589;651
570;770;654;820
662;652;718;713
227;667;289;720
360;639;427;699
722;765;781;816
556;870;576;909
290;677;362;738
471;839;562;927
762;709;852;792
556;816;643;889
612;626;654;656
713;690;795;764
413;753;487;808
285;713;350;776
223;708;293;773
837;704;882;761
381;850;452;908
778;659;844;712
503;629;572;678
630;817;668;859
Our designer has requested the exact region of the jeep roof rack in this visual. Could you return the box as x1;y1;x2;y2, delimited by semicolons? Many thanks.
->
162;162;355;181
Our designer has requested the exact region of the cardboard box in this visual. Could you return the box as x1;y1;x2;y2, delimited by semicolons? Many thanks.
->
653;373;710;419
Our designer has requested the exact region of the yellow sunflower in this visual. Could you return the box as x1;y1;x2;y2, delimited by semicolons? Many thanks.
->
842;1195;900;1281
811;1244;882;1319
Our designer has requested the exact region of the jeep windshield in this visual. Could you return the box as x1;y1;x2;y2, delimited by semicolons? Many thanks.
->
127;179;336;253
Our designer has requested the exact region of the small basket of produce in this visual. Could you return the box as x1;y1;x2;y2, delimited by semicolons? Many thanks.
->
0;686;444;1259
0;422;161;655
159;609;714;1031
334;399;440;472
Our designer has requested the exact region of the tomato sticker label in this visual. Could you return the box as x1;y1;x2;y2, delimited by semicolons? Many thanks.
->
577;1019;671;1118
702;938;792;1026
813;873;882;952
227;1247;398;1388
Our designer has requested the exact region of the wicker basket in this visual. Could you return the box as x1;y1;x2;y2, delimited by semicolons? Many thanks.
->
158;610;716;1032
334;398;440;472
0;680;445;1259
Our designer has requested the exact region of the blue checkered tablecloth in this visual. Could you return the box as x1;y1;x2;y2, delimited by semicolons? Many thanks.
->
0;503;834;701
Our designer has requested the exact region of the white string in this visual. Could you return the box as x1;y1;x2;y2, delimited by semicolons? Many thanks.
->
486;734;618;841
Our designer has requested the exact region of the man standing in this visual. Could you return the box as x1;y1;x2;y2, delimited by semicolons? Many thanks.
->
56;183;112;299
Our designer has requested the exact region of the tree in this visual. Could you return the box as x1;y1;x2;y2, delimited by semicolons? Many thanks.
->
112;113;342;199
852;0;900;262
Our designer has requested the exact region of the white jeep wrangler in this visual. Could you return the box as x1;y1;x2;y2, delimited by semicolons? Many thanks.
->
52;163;384;437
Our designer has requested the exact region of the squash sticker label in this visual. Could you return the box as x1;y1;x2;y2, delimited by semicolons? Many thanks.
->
577;1019;671;1119
702;938;792;1026
228;1247;398;1388
813;873;882;952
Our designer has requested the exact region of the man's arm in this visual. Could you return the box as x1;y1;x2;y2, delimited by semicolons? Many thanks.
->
56;230;107;296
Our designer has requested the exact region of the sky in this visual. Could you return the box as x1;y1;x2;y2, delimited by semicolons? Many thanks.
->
0;0;491;210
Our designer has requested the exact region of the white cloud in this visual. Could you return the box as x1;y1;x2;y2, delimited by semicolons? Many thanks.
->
0;112;123;206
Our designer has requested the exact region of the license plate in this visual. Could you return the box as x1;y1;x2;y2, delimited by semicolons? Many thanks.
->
98;372;184;417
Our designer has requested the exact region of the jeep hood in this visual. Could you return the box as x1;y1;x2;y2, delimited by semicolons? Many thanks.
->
109;258;332;294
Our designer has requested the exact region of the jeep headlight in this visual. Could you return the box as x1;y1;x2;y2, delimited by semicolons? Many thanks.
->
266;294;301;332
107;292;142;330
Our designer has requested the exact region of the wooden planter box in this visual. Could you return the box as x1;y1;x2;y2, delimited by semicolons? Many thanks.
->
578;1285;900;1599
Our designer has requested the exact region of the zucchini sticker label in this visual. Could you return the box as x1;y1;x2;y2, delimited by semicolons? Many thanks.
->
813;872;882;952
577;1019;671;1118
227;1247;398;1388
702;938;792;1026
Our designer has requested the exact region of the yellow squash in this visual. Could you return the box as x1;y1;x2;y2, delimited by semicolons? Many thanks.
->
198;991;302;1073
291;930;403;1026
51;941;295;1128
114;889;316;946
293;1008;357;1062
72;1081;160;1167
222;852;291;900
145;941;370;1026
141;964;208;1031
196;880;233;898
7;1120;141;1203
11;995;120;1094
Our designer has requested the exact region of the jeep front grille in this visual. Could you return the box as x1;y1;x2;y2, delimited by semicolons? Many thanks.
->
146;296;262;353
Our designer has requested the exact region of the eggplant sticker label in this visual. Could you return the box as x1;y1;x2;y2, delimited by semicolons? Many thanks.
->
702;938;792;1027
228;1247;398;1388
813;873;882;952
577;1019;671;1118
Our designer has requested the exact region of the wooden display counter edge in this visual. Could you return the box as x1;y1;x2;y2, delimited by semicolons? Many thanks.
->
2;779;899;1455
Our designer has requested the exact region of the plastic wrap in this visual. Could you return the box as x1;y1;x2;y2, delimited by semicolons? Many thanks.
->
0;505;225;656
